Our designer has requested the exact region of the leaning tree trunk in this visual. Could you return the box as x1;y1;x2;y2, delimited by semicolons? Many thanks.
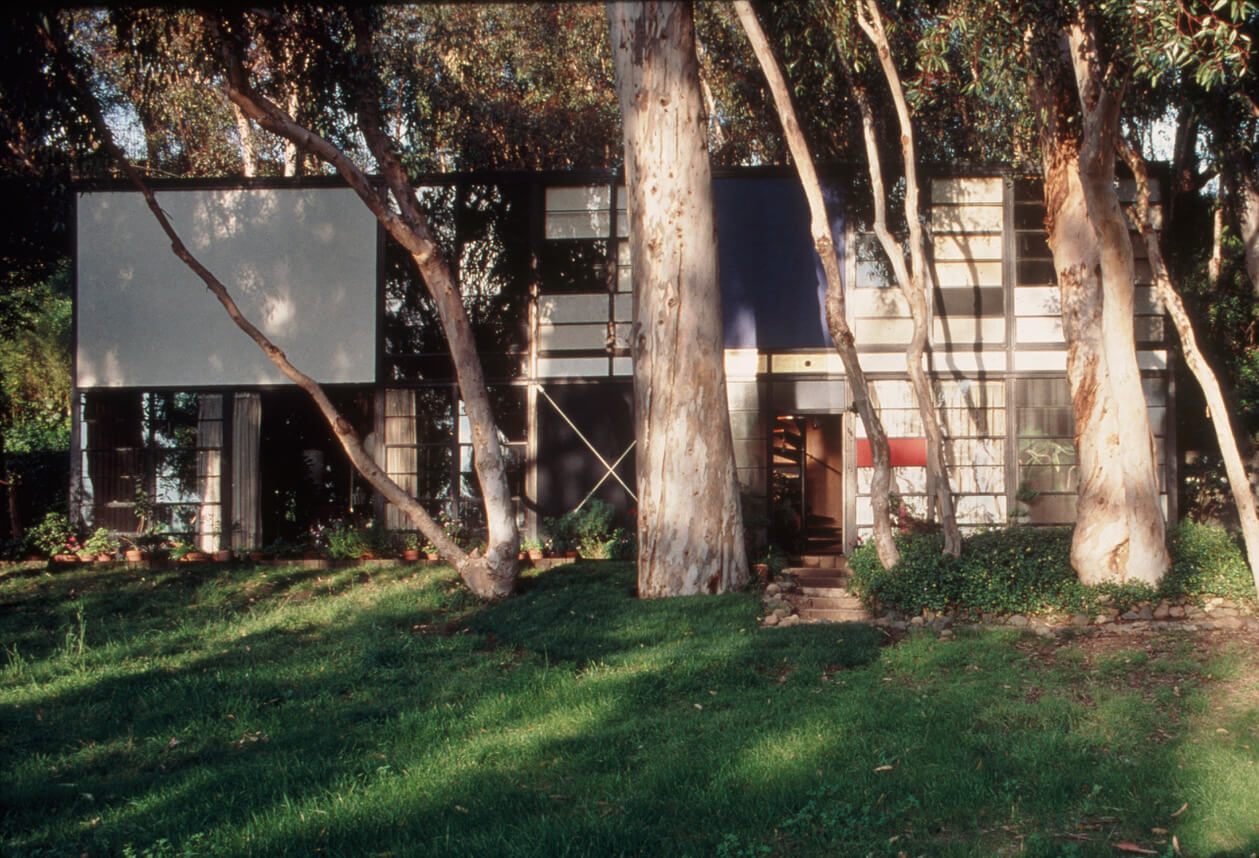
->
733;0;899;569
1033;19;1169;586
851;0;962;556
214;14;520;597
1120;139;1259;598
48;15;518;598
609;0;748;596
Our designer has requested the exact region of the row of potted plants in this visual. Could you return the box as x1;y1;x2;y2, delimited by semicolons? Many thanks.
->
28;501;639;567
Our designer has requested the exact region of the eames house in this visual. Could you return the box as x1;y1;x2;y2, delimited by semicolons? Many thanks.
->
70;169;1175;555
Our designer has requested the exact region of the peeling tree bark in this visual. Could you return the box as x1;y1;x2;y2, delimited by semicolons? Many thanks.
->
733;0;899;569
850;0;962;557
609;1;748;596
1119;138;1259;598
1032;17;1169;586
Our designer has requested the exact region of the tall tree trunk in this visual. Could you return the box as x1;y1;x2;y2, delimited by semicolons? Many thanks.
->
1239;173;1259;299
609;0;748;596
733;0;899;569
1033;18;1169;586
850;0;962;556
1119;138;1259;598
230;101;257;177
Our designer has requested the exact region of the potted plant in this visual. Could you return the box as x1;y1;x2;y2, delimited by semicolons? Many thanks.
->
399;532;421;563
122;487;156;561
29;512;77;563
83;527;119;562
522;537;544;562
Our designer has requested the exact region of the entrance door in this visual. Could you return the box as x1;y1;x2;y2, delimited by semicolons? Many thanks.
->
770;413;845;555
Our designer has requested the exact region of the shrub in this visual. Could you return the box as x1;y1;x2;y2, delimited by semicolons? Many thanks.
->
851;522;1257;617
1164;521;1255;605
319;519;389;560
545;500;631;558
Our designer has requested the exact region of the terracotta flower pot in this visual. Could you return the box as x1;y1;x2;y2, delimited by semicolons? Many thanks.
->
97;553;114;562
52;553;79;564
124;550;149;562
248;552;266;563
183;551;211;563
402;549;421;562
213;550;233;563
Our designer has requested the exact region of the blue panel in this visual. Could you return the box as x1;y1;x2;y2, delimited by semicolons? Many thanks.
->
716;177;844;349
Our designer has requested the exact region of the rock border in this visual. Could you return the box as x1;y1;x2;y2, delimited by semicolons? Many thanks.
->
760;576;1259;637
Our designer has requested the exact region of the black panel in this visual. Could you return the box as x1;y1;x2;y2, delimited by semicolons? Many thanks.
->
536;382;635;518
717;177;842;349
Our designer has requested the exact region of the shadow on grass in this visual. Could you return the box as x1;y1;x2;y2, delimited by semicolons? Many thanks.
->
2;561;1256;858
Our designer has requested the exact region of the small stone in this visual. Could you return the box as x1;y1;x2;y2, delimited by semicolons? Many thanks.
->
1120;610;1140;621
1008;614;1029;628
1072;613;1091;627
763;614;779;626
910;616;926;627
1169;605;1186;618
934;616;953;630
981;612;997;624
1206;597;1224;611
765;583;781;596
923;608;937;622
939;629;955;640
1215;615;1242;630
1138;605;1154;620
1243;618;1259;632
1153;601;1171;620
892;620;908;631
1220;598;1238;609
1216;607;1240;618
1034;624;1054;638
773;608;790;620
781;614;800;627
1185;605;1205;619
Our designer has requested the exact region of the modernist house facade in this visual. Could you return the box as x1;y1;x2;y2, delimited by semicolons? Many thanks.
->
71;169;1175;555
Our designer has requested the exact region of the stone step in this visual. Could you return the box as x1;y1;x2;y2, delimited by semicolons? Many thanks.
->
797;595;865;610
800;585;853;597
797;607;873;622
793;555;850;570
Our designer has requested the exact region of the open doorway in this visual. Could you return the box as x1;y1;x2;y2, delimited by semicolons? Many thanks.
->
771;413;845;557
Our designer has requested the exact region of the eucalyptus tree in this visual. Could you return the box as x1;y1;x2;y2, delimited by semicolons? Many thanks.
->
37;8;533;596
732;1;901;569
609;0;748;596
749;0;964;556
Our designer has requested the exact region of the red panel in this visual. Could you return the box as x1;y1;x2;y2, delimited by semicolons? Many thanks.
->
855;437;928;468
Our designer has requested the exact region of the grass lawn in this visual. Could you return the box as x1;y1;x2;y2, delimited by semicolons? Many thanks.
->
2;559;1258;857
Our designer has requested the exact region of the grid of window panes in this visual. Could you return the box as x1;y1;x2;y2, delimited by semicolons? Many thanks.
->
380;383;527;539
78;390;224;547
383;181;531;382
1015;377;1078;524
938;379;1007;528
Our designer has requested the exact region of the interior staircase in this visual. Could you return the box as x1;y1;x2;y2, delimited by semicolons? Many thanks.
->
785;555;873;623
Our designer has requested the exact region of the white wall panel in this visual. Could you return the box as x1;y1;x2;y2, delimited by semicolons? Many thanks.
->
77;188;377;388
931;177;1003;204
